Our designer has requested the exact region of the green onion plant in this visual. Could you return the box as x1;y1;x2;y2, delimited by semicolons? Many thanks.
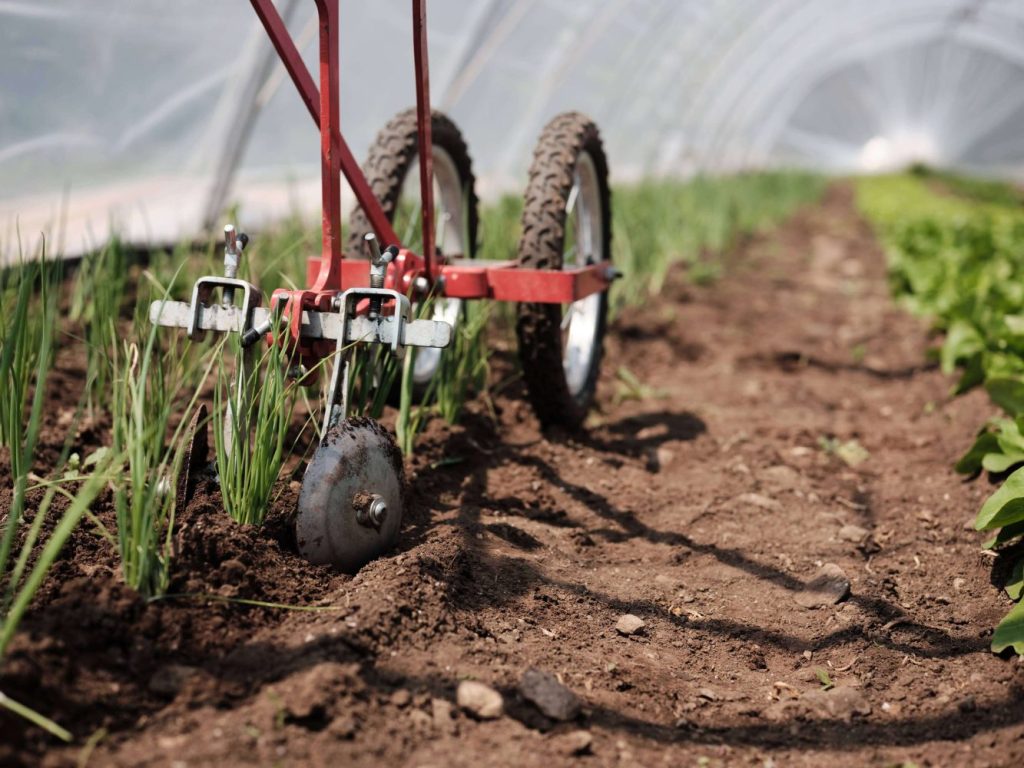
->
211;331;304;527
0;252;117;741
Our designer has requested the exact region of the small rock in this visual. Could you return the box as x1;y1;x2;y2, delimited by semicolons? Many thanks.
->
795;563;851;609
697;688;717;701
457;680;504;720
735;492;782;513
431;698;457;735
615;614;646;636
554;730;593;756
838;524;869;543
953;577;966;593
519;668;580;721
148;665;199;696
390;689;412;708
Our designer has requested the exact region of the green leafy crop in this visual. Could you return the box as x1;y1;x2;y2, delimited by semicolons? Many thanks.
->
858;173;1024;654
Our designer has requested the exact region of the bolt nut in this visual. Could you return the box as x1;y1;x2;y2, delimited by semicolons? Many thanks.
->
368;496;388;526
355;493;387;528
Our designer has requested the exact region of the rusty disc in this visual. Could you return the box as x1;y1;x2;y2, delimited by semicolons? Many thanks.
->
296;418;403;572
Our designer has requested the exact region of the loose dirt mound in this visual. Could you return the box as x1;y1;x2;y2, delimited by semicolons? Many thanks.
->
3;184;1023;766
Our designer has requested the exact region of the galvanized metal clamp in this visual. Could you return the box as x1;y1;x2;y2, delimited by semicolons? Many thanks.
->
148;285;451;352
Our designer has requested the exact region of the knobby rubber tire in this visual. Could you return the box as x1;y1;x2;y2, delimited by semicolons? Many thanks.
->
516;112;611;429
345;107;478;258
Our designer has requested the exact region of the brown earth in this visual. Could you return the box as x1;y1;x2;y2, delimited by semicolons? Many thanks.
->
3;184;1024;767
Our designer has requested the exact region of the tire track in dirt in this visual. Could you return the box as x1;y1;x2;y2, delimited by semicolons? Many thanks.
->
63;184;1024;766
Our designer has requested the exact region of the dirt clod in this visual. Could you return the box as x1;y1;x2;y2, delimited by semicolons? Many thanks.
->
148;665;200;697
431;698;457;735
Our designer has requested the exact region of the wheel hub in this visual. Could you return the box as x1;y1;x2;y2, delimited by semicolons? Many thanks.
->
296;418;403;572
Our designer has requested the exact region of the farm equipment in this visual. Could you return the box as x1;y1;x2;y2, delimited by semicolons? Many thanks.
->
148;0;615;572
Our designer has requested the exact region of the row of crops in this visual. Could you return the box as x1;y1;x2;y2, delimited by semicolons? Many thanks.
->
856;171;1024;655
0;171;823;738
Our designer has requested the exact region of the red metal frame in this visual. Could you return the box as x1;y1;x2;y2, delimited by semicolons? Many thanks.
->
248;0;612;345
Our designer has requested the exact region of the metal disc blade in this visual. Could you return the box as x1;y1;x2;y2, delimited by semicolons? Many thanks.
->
297;418;404;572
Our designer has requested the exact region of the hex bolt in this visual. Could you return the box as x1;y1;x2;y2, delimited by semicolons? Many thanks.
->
364;234;397;320
223;224;248;307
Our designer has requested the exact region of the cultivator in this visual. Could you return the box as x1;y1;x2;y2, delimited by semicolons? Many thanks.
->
148;0;616;571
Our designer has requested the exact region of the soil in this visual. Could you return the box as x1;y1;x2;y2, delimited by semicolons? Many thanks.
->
3;184;1024;767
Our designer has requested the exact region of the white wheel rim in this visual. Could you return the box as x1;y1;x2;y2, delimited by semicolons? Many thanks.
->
398;146;468;385
562;150;603;398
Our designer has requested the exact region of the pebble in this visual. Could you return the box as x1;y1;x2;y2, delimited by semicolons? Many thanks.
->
735;492;782;513
554;730;593;756
838;524;870;543
390;689;412;708
457;680;504;720
519;668;581;721
615;614;646;636
795;563;851;608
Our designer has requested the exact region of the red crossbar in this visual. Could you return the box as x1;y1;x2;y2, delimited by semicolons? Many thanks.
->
309;257;614;303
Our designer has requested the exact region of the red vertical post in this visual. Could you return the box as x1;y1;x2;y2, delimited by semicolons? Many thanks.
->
412;0;436;281
312;0;343;290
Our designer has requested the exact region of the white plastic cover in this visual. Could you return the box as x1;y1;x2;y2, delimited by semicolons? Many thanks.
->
2;0;1023;262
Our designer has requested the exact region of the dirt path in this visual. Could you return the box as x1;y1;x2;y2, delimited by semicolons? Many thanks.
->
9;184;1024;767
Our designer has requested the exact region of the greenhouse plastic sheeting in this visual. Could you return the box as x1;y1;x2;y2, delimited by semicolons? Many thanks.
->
3;0;1024;262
